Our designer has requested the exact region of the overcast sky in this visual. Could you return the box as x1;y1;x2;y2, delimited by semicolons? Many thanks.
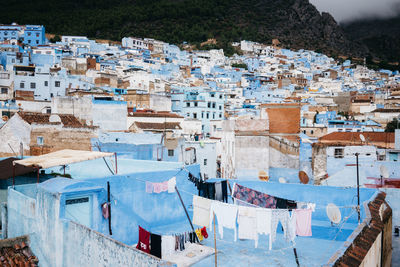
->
309;0;400;22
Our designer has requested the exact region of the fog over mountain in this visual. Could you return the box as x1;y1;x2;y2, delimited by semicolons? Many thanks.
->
310;0;400;22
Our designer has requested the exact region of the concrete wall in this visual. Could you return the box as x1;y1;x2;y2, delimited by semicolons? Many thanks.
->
52;96;93;124
62;220;164;266
0;113;31;156
269;136;299;169
235;136;269;179
150;94;171;112
92;100;127;131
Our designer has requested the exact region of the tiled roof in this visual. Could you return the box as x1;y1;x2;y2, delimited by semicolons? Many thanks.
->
0;236;39;267
134;122;182;130
18;112;87;128
330;192;392;267
128;111;183;118
319;132;394;144
372;108;400;113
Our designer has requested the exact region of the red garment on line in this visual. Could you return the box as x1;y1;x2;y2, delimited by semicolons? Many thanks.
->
136;226;150;253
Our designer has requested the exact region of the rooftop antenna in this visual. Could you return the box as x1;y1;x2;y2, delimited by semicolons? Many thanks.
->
326;203;341;225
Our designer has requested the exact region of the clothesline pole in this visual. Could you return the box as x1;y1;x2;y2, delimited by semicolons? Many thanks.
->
213;212;217;267
107;181;113;235
293;247;300;267
175;186;200;243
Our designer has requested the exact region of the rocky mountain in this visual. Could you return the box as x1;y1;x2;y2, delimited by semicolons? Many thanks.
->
342;14;400;63
0;0;365;57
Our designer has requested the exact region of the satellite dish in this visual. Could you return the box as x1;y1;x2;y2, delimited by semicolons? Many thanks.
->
359;134;366;142
299;171;309;184
380;165;389;178
279;177;287;183
326;203;341;224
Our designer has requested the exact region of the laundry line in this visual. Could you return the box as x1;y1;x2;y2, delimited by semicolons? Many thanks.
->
176;187;357;211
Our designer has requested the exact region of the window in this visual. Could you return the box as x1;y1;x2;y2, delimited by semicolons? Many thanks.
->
219;105;222;110
204;159;207;166
27;32;31;36
310;130;314;134
303;130;306;134
36;33;39;37
207;102;211;108
28;40;31;44
30;82;36;89
1;88;7;94
186;102;190;107
37;136;44;146
168;149;174;157
193;113;197;119
44;81;48;86
194;102;198;107
55;81;60;87
36;40;39;44
213;113;215;119
334;148;344;158
206;113;209;119
219;113;222;118
201;113;204;118
212;103;216;108
220;95;222;99
20;82;24;88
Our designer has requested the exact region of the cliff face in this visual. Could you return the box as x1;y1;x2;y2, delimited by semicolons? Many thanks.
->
0;0;365;57
343;13;400;62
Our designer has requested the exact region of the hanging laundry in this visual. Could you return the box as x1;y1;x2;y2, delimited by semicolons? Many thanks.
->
150;233;162;258
233;183;277;208
136;226;150;254
207;183;216;200
256;208;272;249
221;180;228;203
161;235;175;259
201;227;208;239
295;209;312;236
209;201;238;241
179;234;185;251
193;195;212;227
237;206;258;247
195;228;204;241
153;183;163;194
161;181;169;192
101;203;110;219
215;182;223;201
270;210;296;247
145;181;153;193
276;198;297;209
297;202;316;212
198;181;208;198
168;176;176;193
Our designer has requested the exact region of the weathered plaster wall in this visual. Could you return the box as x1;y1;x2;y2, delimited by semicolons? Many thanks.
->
0;114;31;156
269;137;299;169
235;136;269;178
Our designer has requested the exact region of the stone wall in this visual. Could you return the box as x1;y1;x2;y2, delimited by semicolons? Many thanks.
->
30;126;96;155
311;144;327;185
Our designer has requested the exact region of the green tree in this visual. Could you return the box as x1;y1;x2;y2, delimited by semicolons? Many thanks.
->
385;118;400;132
